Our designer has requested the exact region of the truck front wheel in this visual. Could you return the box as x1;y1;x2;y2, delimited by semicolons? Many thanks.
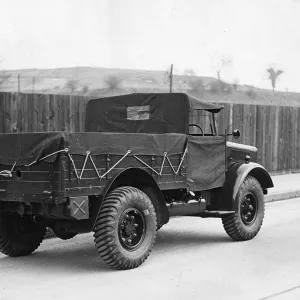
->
0;214;46;257
222;176;265;241
93;187;157;270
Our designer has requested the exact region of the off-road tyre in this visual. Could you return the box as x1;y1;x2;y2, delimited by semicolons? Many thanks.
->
222;176;265;241
94;187;157;270
0;214;46;257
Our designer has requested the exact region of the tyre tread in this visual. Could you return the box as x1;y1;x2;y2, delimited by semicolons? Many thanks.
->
0;218;46;257
222;176;265;241
94;186;157;270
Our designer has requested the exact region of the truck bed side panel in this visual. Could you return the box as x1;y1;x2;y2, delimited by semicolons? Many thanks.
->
0;160;64;202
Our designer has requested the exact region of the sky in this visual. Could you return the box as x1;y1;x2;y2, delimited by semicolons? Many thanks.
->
0;0;300;91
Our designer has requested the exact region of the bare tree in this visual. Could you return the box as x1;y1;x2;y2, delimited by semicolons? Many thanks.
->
216;57;232;81
104;75;123;91
212;54;232;82
266;67;283;91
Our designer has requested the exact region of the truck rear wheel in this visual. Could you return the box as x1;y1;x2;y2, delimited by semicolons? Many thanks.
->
0;214;46;257
222;176;265;241
93;187;157;270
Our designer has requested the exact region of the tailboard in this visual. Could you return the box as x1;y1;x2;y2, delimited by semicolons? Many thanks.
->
0;160;63;203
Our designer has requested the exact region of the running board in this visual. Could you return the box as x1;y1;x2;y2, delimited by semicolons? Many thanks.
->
199;210;235;218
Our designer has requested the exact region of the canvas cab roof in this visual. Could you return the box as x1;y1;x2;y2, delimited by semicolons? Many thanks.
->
187;94;224;113
85;93;223;134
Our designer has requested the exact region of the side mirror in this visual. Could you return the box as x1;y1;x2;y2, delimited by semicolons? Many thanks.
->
232;129;240;139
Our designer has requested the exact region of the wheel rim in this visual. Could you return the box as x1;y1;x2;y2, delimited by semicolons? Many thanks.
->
240;193;258;226
118;208;146;251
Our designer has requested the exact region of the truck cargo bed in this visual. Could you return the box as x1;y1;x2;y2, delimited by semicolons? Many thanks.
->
0;131;188;204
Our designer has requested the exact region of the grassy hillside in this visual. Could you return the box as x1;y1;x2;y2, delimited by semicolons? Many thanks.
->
1;66;300;107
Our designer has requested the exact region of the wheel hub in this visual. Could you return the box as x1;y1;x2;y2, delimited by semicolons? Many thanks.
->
124;222;136;235
118;208;146;251
240;193;258;226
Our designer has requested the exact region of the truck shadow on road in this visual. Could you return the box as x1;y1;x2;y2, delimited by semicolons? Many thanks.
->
155;229;230;250
0;230;231;274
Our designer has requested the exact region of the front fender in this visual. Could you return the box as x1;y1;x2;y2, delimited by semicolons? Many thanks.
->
215;162;274;211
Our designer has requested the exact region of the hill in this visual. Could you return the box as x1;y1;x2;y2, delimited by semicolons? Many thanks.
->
1;66;300;107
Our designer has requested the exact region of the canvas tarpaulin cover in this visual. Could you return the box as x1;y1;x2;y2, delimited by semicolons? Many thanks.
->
85;93;190;134
85;93;223;134
0;132;187;165
186;136;226;191
0;133;227;192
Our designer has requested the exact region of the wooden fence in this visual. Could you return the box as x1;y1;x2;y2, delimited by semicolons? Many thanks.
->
0;92;299;174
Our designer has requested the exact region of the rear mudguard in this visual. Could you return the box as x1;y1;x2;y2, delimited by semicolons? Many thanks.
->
214;162;274;211
88;167;169;231
64;167;169;233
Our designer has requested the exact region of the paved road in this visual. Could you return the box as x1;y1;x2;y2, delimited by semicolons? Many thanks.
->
0;198;300;300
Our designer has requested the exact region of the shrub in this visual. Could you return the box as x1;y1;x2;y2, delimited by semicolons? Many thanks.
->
81;85;89;94
104;75;123;91
223;82;232;94
209;81;226;94
64;79;79;93
245;89;257;99
188;79;204;93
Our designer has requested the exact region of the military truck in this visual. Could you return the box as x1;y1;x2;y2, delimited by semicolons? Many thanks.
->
0;93;273;270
